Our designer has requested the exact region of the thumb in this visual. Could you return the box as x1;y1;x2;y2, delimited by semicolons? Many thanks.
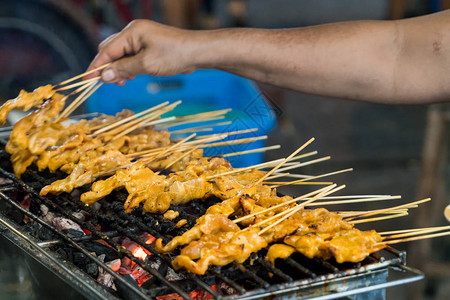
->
101;53;146;83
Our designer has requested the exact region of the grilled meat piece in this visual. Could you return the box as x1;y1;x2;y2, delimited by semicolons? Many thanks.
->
284;228;385;263
0;85;55;124
172;228;268;275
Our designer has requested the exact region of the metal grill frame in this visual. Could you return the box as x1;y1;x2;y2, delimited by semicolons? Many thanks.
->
0;150;424;300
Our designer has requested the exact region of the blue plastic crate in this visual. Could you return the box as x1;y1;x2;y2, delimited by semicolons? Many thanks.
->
86;70;277;167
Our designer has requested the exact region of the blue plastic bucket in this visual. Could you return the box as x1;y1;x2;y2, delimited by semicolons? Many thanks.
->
86;70;277;167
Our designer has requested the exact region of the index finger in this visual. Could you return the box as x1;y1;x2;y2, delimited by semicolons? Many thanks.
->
84;33;132;79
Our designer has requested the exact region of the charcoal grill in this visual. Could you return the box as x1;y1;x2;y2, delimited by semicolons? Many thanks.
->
0;143;424;300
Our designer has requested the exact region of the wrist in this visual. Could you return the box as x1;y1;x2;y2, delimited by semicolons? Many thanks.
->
188;29;239;71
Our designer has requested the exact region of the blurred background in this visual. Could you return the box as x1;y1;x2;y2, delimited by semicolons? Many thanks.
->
0;0;449;299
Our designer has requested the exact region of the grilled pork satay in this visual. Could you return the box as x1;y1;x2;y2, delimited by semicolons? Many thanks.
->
6;94;66;177
170;208;383;274
155;214;241;253
172;227;268;275
118;128;171;154
266;244;296;265
81;162;214;213
86;109;134;129
40;150;131;195
34;122;160;173
261;208;354;242
7;107;150;177
10;149;35;178
154;182;291;255
44;127;170;174
145;149;204;172
110;164;170;213
0;85;55;124
6;93;66;155
154;187;265;253
283;228;385;263
79;155;240;212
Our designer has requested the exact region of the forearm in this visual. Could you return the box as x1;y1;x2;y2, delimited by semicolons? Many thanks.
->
192;13;450;104
90;12;450;104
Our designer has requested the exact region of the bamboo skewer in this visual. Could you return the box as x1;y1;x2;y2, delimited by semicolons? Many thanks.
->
128;133;229;158
248;151;317;171
200;136;268;148
379;225;450;236
274;157;332;174
337;209;408;217
268;174;314;180
207;160;273;179
157;128;259;153
222;145;281;158
258;151;318;170
344;198;431;220
172;109;232;121
61;82;103;118
251;185;343;232
57;63;110;86
128;132;228;157
153;116;226;128
272;156;331;172
173;127;214;134
383;225;450;239
160;109;231;126
57;81;98;120
302;195;402;206
139;133;231;160
208;150;320;180
266;181;333;186
248;185;339;231
171;128;259;143
254;138;315;186
342;206;417;219
306;195;392;199
260;173;291;181
164;146;200;170
191;128;259;140
112;116;177;140
100;101;181;137
159;109;231;129
270;168;353;188
348;212;408;224
55;76;101;91
233;185;333;224
258;184;345;235
169;121;232;134
160;116;227;129
380;230;450;245
92;101;170;135
139;133;196;164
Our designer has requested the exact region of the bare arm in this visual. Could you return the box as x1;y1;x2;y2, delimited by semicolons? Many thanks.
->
87;10;450;104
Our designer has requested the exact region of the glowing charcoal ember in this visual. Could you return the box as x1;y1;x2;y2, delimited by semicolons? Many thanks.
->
107;259;121;272
119;257;133;275
122;237;151;260
142;232;155;245
119;238;155;286
131;266;151;286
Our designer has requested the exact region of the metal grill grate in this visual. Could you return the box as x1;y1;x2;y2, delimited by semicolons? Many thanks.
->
0;147;424;300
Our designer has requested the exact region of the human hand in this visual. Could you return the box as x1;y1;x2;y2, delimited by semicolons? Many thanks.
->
85;20;200;84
